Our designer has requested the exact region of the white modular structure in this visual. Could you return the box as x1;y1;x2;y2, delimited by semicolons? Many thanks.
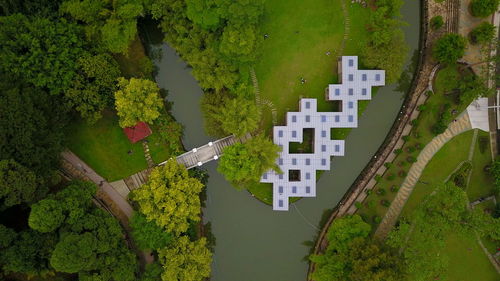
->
261;56;385;211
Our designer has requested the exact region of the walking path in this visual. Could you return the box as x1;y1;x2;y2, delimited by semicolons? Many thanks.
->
375;112;472;238
251;68;278;125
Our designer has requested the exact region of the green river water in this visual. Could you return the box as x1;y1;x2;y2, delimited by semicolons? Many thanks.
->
144;1;420;280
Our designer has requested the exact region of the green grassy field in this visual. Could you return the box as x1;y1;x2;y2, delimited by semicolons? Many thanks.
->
467;131;494;201
248;0;372;202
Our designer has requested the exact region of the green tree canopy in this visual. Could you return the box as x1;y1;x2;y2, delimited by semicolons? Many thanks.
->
0;159;42;209
114;77;163;128
130;212;172;251
28;199;65;233
0;14;86;95
0;224;16;249
131;160;204;234
469;22;496;45
470;0;499;18
158;236;212;281
433;34;467;64
217;135;281;186
65;53;121;123
61;0;144;53
326;214;371;252
0;80;68;177
216;96;260;137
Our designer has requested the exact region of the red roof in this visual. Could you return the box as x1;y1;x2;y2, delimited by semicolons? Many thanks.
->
123;122;152;143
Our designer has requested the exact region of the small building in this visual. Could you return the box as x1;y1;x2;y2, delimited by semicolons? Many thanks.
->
123;122;152;143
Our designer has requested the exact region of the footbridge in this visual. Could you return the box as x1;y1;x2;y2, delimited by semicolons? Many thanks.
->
160;133;252;169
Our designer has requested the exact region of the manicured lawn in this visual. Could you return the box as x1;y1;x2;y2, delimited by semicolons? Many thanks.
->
443;232;499;281
249;0;372;202
467;131;494;202
255;0;371;133
401;130;473;217
67;111;147;181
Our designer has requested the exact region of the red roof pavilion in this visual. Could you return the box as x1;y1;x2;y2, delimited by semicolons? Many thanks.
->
123;122;152;143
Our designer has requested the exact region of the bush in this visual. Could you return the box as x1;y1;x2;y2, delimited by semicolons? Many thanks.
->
399;170;407;178
402;135;410;142
413;131;421;139
367;200;376;208
448;162;472;188
469;22;496;44
406;146;416;153
415;143;423;150
407;156;417;163
432;103;452;135
398;161;407;167
384;162;393;168
411;119;419;126
373;215;382;224
381;200;390;207
365;189;373;195
390;185;400;192
433;34;467;64
430;16;444;30
376;188;387;196
394;148;403;155
375;174;382;182
470;0;499;18
354;201;363;209
417;104;428;112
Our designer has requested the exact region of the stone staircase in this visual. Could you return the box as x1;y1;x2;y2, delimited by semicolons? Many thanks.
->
123;170;150;191
375;112;472;239
142;140;155;168
446;0;460;33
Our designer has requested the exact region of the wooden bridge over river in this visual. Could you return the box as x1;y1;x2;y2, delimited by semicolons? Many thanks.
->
160;133;252;169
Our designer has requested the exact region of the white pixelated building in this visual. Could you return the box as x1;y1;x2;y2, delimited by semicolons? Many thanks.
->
260;56;385;211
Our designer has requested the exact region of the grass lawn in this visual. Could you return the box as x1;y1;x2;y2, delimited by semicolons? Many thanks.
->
67;111;147;182
467;131;494;202
248;0;372;203
443;232;499;281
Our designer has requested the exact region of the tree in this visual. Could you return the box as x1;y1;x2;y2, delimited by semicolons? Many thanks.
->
130;212;172;251
158;236;212;281
325;215;371;252
114;77;163;128
216;96;260;137
28;199;64;233
131;160;204;234
469;22;496;45
0;14;86;95
430;15;444;30
139;262;163;281
219;23;260;63
0;80;68;177
65;53;121;123
186;0;222;29
433;34;467;64
217;135;281;186
0;0;63;18
490;158;500;195
50;232;97;273
0;224;16;249
0;230;57;276
61;0;144;53
470;0;499;18
0;159;42;209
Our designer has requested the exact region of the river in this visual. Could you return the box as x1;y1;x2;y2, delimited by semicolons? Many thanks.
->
143;0;420;280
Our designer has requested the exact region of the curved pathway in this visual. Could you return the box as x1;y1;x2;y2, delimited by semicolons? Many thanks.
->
374;112;472;238
250;68;278;125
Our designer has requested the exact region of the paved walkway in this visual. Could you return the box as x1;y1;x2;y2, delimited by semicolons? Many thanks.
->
375;112;472;238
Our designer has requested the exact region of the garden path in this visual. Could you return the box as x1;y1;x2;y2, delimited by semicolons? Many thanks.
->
374;112;472;239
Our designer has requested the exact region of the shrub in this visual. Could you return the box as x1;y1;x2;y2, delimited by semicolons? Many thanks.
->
415;143;423;150
407;156;417;163
387;173;396;181
413;131;421;139
381;199;390;207
384;162;393;168
398;161;407;167
470;0;499;18
402;135;410;142
430;15;444;30
426;90;434;96
394;148;403;155
433;34;467;64
417;104;428;112
469;22;496;44
376;188;387;196
399;170;407;177
390;185;400;192
411;119;419;126
367;200;376;208
406;146;416;153
432;103;452;135
448;162;472;188
375;174;382;182
354;201;363;209
365;189;373;195
373;215;382;224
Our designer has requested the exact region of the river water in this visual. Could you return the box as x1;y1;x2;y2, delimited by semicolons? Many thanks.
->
145;1;420;280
